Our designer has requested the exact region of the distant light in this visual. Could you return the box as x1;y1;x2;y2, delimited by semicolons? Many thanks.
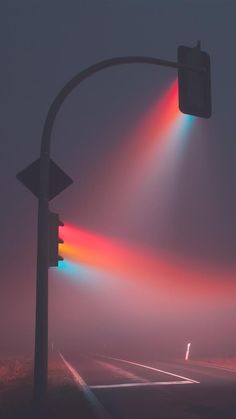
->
185;342;191;361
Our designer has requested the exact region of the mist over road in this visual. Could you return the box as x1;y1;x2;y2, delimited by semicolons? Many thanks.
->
60;353;236;418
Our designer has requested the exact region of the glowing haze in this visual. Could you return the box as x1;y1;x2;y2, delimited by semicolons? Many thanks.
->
2;1;236;365
50;221;236;359
48;79;236;360
59;224;236;301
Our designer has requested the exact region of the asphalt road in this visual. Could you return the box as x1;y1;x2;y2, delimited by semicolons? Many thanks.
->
59;353;236;419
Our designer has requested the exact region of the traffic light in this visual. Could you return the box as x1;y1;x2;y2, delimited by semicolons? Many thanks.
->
48;212;64;267
178;42;211;118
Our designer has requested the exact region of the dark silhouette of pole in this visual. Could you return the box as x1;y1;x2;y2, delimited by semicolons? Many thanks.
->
34;55;203;405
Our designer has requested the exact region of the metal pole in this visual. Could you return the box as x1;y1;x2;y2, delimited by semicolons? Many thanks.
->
33;153;50;406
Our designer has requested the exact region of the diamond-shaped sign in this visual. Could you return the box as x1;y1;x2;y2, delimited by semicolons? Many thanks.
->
16;158;73;200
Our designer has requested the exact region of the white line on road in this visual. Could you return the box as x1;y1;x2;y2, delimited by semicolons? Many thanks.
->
59;352;112;419
100;356;200;384
90;380;194;389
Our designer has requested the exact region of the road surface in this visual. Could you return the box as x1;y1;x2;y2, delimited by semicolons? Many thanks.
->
59;353;236;418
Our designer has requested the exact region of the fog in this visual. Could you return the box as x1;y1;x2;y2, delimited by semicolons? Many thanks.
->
1;1;236;363
47;225;236;361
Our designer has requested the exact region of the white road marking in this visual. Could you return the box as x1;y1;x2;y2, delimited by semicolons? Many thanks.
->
100;355;200;384
59;352;112;419
90;380;194;389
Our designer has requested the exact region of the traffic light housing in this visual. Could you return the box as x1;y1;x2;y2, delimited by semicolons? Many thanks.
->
48;212;64;267
178;42;211;118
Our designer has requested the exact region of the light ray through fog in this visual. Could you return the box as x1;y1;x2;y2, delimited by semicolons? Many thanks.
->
97;79;195;219
58;260;111;285
125;112;196;207
57;224;236;300
109;79;181;175
146;113;195;169
125;112;196;218
95;80;180;198
128;79;180;158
